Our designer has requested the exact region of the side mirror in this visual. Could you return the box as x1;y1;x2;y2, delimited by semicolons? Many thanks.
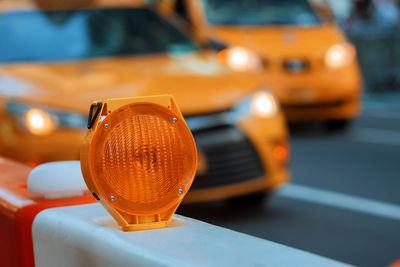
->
205;38;228;51
312;1;335;24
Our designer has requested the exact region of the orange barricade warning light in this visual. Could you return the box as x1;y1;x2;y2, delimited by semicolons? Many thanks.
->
81;95;197;231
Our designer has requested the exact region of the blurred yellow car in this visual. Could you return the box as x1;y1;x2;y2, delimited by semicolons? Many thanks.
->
165;0;363;128
0;0;289;203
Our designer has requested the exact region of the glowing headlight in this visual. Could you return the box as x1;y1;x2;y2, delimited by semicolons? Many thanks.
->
219;46;262;72
233;90;279;120
5;101;87;135
25;109;57;135
325;43;356;69
251;91;278;117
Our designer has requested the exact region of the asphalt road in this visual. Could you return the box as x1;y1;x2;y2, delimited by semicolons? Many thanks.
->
178;95;400;267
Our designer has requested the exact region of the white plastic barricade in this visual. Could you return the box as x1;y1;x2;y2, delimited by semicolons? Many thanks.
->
32;203;352;267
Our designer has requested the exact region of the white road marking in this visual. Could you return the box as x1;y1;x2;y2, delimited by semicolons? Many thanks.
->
277;184;400;221
347;127;400;146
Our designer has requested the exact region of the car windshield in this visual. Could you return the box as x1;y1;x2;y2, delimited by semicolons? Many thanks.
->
0;8;198;64
203;0;321;26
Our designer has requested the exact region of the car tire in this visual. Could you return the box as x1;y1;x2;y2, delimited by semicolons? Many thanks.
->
226;191;269;208
325;119;351;132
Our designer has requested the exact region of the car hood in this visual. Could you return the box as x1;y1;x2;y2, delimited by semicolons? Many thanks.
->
209;24;346;58
0;51;260;115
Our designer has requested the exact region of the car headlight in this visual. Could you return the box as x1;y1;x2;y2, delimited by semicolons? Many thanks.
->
324;43;356;69
218;46;263;72
24;108;57;135
5;101;87;136
232;90;279;120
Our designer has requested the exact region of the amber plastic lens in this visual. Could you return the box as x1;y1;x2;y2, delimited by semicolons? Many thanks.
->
89;103;196;215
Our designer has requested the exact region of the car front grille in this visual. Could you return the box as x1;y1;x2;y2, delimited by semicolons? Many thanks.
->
283;59;309;73
190;126;265;190
283;100;345;110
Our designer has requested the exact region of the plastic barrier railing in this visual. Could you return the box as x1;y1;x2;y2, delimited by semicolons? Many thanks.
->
32;203;352;267
0;158;350;267
0;158;96;267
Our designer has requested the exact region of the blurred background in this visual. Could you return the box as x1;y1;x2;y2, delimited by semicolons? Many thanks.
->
176;1;400;267
0;1;399;267
324;0;400;94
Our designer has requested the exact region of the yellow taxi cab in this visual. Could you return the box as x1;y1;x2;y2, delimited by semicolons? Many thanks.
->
0;0;289;204
165;0;363;128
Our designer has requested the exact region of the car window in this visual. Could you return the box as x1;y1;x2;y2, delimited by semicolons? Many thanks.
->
0;8;198;64
202;0;321;26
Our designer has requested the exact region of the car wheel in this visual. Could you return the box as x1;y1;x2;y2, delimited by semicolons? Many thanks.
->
325;119;351;132
226;191;269;208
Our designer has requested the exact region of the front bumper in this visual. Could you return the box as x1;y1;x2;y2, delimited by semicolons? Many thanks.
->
263;63;362;121
184;111;289;203
192;126;264;190
282;98;361;121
